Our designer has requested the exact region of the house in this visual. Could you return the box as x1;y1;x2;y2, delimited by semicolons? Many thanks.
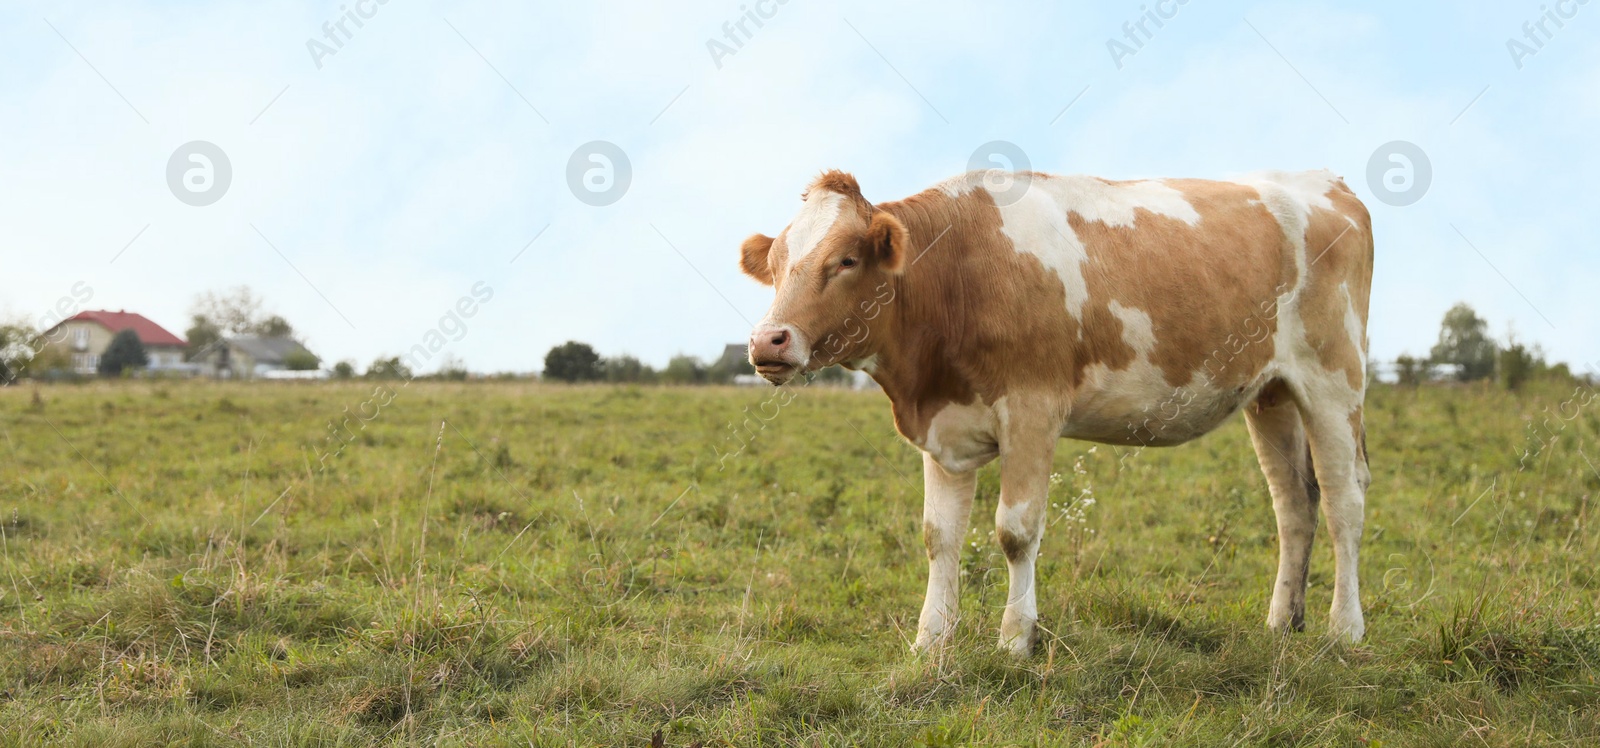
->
713;343;753;375
39;310;188;374
192;335;318;379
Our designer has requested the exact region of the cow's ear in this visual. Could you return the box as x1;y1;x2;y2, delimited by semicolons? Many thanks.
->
739;233;776;285
866;210;909;274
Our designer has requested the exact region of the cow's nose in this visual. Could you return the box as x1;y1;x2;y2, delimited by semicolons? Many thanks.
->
750;326;793;362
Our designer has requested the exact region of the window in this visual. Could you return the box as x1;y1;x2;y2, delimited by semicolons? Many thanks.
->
73;327;88;350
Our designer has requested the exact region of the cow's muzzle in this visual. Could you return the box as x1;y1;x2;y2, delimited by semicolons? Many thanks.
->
749;324;804;385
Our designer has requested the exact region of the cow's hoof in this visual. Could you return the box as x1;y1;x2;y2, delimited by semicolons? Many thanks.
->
1265;612;1306;634
1328;616;1365;644
998;626;1036;657
912;629;953;655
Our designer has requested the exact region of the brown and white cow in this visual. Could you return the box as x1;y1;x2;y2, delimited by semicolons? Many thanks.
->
739;168;1374;654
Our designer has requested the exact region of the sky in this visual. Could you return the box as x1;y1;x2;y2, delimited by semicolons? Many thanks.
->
1;0;1596;375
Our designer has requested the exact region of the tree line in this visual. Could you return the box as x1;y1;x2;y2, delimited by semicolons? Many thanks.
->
4;296;1581;390
1396;302;1579;391
540;341;853;385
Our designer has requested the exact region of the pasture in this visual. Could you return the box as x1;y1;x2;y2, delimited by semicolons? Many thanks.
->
1;380;1597;746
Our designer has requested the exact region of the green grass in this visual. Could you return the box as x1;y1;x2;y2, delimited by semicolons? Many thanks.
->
1;379;1597;746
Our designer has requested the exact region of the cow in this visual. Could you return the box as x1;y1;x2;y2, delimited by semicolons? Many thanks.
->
738;168;1373;655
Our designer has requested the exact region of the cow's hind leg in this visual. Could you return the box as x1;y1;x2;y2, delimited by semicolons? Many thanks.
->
914;453;977;652
1244;380;1319;633
1299;400;1371;642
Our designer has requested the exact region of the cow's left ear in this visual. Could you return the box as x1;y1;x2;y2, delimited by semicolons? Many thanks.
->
866;210;909;274
740;233;776;285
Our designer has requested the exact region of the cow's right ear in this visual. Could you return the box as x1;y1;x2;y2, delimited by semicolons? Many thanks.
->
739;233;776;285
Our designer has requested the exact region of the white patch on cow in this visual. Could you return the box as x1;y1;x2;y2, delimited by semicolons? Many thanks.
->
939;171;1201;226
849;354;879;373
1237;177;1312;302
990;175;1200;320
921;399;999;474
1066;178;1201;228
998;188;1093;316
783;191;845;266
1237;169;1339;215
1108;301;1156;355
1065;297;1284;446
933;170;995;198
934;172;977;197
1340;282;1367;381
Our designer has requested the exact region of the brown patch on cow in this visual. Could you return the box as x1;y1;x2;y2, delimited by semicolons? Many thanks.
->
1299;182;1373;392
1349;409;1368;465
922;522;941;559
997;528;1030;562
1067;180;1289;390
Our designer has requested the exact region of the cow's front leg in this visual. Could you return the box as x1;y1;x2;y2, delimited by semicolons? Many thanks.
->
995;410;1059;656
913;453;977;652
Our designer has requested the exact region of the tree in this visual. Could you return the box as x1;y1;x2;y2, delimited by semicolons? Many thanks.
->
365;356;413;380
98;329;148;376
661;354;706;385
1496;330;1546;392
1;320;38;384
1498;343;1535;392
332;360;356;379
544;341;603;382
20;344;72;380
183;315;222;361
1429;303;1497;382
193;287;264;335
1394;354;1424;387
255;315;294;338
603;355;657;383
284;350;321;371
435;353;469;381
811;365;853;386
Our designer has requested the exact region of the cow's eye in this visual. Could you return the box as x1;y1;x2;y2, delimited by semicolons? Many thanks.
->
839;257;858;269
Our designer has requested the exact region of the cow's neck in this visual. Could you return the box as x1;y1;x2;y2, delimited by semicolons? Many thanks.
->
865;195;984;442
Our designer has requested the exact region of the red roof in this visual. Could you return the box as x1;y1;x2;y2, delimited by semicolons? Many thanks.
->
65;310;187;348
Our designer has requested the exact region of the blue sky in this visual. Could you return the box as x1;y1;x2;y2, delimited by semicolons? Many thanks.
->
2;1;1595;374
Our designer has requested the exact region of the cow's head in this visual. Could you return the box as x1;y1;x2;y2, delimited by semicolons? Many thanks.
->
739;171;910;385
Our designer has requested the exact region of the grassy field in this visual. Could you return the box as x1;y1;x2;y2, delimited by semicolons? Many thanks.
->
1;378;1597;746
